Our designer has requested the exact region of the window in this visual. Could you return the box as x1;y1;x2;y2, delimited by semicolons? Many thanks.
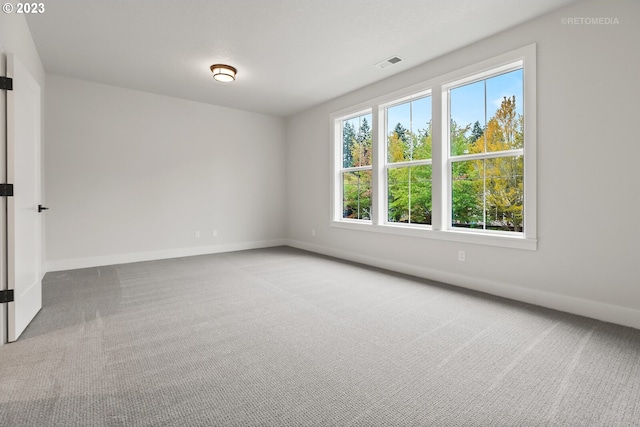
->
331;45;536;250
385;94;432;225
448;68;524;232
339;112;372;221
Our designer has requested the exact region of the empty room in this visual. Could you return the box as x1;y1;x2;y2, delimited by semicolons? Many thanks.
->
1;0;639;425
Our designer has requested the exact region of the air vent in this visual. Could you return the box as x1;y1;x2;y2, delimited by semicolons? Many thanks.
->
375;56;403;69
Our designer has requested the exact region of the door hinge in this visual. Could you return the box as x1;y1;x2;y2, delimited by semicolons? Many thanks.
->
0;76;13;91
0;290;14;304
0;184;13;197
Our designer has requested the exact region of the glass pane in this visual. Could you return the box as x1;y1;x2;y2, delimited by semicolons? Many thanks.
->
485;156;523;232
450;68;524;155
342;170;371;220
485;69;524;152
451;157;523;232
388;165;432;225
411;97;432;161
450;81;484;156
342;113;372;168
388;168;408;222
387;96;432;163
409;165;432;224
451;160;484;229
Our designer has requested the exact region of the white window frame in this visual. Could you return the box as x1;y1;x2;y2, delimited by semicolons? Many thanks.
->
381;90;433;228
332;108;373;224
330;44;537;250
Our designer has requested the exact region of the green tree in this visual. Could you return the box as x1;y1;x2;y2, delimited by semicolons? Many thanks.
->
387;121;433;224
388;131;407;163
343;171;371;220
451;120;482;226
450;120;472;156
452;160;483;226
412;120;432;160
388;167;409;221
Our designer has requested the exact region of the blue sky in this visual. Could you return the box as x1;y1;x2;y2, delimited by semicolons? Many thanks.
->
387;69;523;136
342;68;523;141
387;95;431;136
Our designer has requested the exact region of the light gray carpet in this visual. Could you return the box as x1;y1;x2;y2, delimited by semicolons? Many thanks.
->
1;246;639;427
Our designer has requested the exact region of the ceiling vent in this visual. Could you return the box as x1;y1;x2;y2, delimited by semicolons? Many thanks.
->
375;56;403;69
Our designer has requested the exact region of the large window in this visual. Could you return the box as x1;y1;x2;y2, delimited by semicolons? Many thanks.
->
449;68;524;232
331;45;536;250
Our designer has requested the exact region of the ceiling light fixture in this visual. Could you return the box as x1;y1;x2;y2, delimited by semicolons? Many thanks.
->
210;64;237;82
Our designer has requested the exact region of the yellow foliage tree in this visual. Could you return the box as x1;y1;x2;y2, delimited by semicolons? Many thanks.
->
470;96;524;231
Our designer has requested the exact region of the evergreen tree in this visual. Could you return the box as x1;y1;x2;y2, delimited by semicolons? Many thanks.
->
342;122;356;168
358;117;371;143
393;123;409;143
470;121;484;143
352;118;372;167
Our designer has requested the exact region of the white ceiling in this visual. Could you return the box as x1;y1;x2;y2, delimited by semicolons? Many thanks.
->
26;0;576;117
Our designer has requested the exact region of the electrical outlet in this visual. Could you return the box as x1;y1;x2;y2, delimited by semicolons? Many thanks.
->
458;250;466;262
312;229;316;237
213;229;218;237
195;231;201;239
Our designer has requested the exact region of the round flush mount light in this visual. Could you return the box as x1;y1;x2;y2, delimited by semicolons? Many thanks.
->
210;64;237;82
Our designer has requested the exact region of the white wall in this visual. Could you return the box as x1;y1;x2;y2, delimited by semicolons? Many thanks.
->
45;76;286;270
0;14;45;85
285;0;640;328
0;13;46;344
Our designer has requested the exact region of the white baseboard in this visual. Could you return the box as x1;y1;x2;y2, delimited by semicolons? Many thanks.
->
46;239;287;272
285;239;640;330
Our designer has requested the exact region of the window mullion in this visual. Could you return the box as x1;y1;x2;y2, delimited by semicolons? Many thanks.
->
450;149;523;162
342;165;372;173
386;159;432;169
371;104;384;225
482;159;487;230
431;84;445;231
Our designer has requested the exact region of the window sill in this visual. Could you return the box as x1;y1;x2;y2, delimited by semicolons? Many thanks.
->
330;220;537;251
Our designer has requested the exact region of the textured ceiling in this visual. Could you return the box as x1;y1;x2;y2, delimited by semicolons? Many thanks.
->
26;0;576;117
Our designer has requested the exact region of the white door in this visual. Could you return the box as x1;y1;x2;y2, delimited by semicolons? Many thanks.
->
5;54;42;342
